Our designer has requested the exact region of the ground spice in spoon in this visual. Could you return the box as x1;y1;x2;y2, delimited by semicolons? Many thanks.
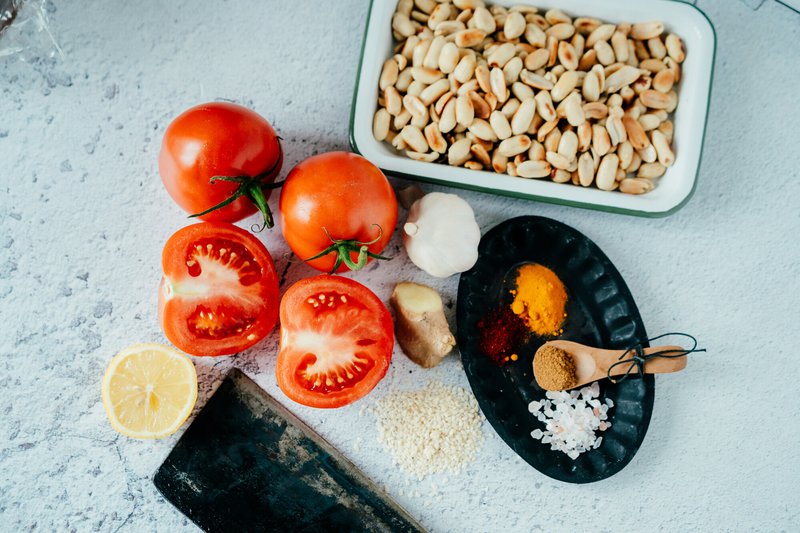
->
534;345;578;390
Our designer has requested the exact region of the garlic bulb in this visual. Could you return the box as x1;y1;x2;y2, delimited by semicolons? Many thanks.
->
403;192;481;278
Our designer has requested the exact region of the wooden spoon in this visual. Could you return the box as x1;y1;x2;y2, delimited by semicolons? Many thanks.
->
534;340;688;391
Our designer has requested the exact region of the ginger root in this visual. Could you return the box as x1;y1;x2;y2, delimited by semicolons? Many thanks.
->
390;282;456;368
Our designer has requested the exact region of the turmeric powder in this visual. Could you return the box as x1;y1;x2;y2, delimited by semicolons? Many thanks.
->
509;264;567;336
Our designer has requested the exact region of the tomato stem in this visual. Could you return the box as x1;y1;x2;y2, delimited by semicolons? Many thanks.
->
188;143;284;231
246;185;273;232
304;225;391;274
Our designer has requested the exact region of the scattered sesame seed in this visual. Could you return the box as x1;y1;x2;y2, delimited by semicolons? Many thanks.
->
372;381;483;479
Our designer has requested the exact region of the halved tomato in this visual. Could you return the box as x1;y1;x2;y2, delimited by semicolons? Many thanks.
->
276;275;393;408
159;223;279;356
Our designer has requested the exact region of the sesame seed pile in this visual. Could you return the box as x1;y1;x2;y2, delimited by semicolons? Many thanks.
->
373;381;483;479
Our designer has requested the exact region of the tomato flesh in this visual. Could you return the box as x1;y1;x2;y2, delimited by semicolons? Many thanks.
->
159;223;279;356
277;276;393;408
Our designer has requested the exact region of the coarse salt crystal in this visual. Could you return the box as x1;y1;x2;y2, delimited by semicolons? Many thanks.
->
528;383;613;459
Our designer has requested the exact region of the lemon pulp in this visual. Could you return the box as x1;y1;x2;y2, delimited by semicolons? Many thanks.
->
101;343;197;439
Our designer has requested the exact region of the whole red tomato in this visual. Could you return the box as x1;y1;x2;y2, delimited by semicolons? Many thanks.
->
159;102;283;230
279;152;397;273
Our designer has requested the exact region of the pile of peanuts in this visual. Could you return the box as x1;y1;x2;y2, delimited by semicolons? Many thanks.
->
373;0;686;194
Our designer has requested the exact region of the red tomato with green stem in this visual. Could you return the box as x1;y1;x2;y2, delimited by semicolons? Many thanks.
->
159;102;283;231
159;223;280;356
279;152;397;273
276;275;394;408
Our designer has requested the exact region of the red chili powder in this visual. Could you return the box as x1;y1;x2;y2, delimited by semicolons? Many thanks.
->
477;306;529;366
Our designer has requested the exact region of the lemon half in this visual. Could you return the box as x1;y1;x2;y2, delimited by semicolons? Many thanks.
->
101;343;198;439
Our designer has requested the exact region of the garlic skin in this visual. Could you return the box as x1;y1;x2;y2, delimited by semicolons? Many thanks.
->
403;192;481;277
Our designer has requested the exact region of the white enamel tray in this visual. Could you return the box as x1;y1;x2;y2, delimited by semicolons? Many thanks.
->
350;0;716;217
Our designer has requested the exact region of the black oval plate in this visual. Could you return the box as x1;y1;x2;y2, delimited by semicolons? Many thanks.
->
457;216;654;484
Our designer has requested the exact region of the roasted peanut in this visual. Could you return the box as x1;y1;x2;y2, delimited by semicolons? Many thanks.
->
376;2;684;194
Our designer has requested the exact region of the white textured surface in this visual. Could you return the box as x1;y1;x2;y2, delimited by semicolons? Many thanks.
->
1;1;799;531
